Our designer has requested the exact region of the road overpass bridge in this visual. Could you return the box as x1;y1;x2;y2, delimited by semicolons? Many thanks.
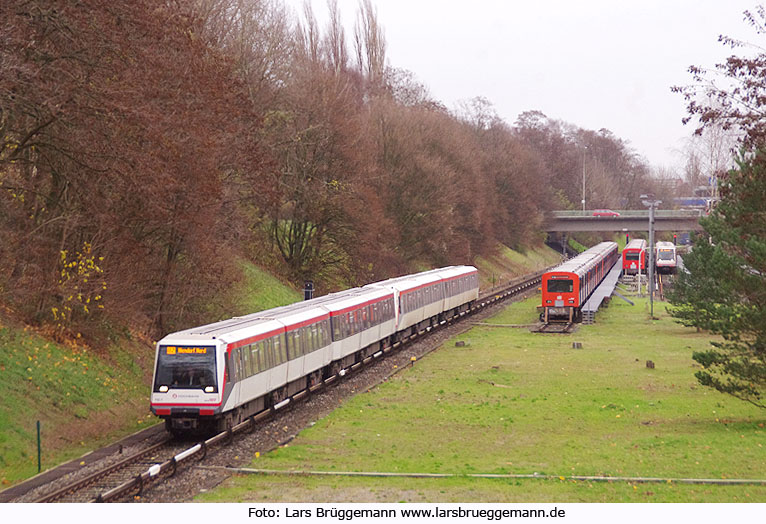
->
546;210;704;233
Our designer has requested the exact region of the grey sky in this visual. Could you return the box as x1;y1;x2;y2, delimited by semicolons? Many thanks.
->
286;0;759;171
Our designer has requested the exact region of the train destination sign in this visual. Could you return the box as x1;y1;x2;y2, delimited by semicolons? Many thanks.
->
164;346;210;355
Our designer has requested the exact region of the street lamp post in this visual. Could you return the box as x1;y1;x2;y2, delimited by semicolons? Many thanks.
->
582;146;588;212
640;194;662;318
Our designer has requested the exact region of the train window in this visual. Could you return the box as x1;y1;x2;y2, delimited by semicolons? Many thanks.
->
308;324;316;352
294;328;301;355
252;342;259;370
265;340;275;369
368;304;374;328
625;252;640;260
235;348;244;382
274;335;284;364
261;341;269;371
253;343;262;373
333;316;339;340
301;326;309;354
547;279;573;293
243;344;253;376
287;331;298;360
155;345;218;391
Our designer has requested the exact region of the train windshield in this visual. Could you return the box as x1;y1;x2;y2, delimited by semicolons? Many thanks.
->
658;250;675;260
625;252;640;260
154;345;217;392
547;279;573;293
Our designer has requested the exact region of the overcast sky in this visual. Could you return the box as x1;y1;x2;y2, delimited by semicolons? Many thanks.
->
284;0;760;171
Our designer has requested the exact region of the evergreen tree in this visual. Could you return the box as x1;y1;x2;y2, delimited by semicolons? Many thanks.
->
668;152;766;408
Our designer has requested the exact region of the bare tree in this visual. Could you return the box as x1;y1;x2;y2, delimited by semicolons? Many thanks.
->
354;0;386;88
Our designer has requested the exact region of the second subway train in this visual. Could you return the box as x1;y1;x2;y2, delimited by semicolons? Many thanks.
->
540;241;620;323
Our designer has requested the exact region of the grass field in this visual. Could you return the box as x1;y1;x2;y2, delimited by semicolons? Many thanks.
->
199;294;766;503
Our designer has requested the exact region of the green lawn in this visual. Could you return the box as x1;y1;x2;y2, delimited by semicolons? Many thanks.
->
199;294;766;503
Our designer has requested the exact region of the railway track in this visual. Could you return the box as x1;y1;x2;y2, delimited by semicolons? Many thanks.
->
532;322;575;334
7;269;546;503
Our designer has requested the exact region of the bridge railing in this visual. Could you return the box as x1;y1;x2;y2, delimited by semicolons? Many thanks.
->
551;209;703;218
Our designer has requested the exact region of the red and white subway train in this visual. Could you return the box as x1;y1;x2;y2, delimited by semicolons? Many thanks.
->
150;266;479;435
622;239;647;275
540;241;620;323
654;241;677;274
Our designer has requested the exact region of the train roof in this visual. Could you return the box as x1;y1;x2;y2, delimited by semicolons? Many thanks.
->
624;239;647;250
365;265;477;293
159;316;284;346
656;241;675;249
366;270;442;293
315;287;393;315
158;266;472;346
547;242;617;276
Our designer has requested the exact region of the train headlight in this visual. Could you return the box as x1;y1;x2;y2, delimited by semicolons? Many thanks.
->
159;385;169;393
568;298;574;303
204;386;214;393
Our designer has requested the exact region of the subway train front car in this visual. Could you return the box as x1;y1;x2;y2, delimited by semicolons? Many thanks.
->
150;335;226;436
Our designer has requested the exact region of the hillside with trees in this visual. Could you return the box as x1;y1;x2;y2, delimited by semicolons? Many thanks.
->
1;0;660;343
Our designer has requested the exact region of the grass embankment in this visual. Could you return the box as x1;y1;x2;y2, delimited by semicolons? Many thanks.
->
234;260;303;314
0;325;153;486
474;244;561;291
200;295;766;503
0;260;300;488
